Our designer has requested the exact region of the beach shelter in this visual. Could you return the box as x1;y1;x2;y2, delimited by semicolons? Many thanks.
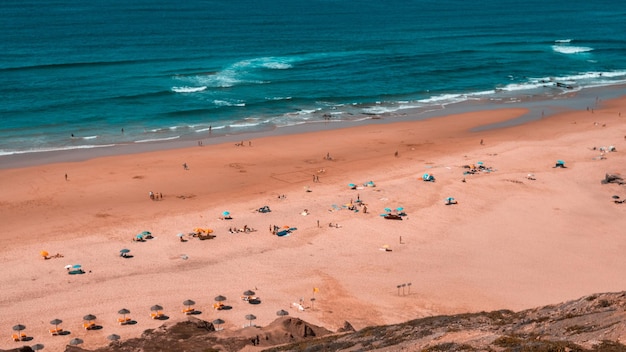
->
12;324;26;335
118;308;130;320
69;338;83;346
245;314;256;327
212;318;225;330
50;318;63;331
83;314;96;322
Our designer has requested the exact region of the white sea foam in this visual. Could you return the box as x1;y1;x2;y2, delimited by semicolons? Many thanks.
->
0;144;115;156
552;45;593;54
195;125;226;132
135;136;180;143
266;96;292;101
172;86;207;93
213;100;245;107
229;122;261;128
81;135;97;140
555;39;572;43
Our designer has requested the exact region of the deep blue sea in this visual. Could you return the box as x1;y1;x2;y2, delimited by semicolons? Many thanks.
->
2;0;626;157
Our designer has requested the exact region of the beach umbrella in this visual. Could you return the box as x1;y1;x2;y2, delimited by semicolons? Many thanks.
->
243;290;255;296
245;314;256;327
276;309;289;316
50;319;62;330
140;231;151;236
40;250;49;258
222;211;230;216
150;304;163;312
136;233;145;240
396;207;404;212
215;295;227;302
120;248;130;254
384;208;392;213
107;334;121;342
613;195;620;199
69;338;83;346
31;343;44;351
118;308;130;320
83;314;96;322
64;264;72;270
177;233;185;238
477;161;484;165
348;183;356;188
212;318;225;330
72;264;82;270
12;324;26;333
183;299;195;308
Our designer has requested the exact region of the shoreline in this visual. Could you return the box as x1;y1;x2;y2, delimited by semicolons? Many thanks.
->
2;84;625;170
1;93;626;351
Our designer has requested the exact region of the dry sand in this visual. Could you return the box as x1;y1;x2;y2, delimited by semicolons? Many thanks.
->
1;96;626;351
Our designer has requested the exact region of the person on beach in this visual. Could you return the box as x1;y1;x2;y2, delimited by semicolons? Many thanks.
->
183;163;189;170
65;173;68;181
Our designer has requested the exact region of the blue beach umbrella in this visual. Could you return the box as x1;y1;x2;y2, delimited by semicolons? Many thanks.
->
348;183;356;188
72;264;82;269
446;197;455;202
477;161;484;165
136;233;144;240
396;207;404;212
557;160;565;165
222;211;230;216
384;208;392;213
422;173;430;180
140;231;151;236
120;249;130;254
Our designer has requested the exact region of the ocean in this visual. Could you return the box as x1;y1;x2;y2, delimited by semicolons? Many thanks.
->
1;0;625;157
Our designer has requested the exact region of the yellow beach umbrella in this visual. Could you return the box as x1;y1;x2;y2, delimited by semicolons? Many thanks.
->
40;250;49;258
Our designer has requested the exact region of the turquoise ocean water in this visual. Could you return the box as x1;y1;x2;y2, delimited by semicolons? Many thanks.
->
1;0;625;157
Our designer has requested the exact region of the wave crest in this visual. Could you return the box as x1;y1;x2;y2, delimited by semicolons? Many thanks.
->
552;45;593;54
171;86;207;93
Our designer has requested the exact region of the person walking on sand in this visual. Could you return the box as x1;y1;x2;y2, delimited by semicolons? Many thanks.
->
183;163;189;170
64;173;68;181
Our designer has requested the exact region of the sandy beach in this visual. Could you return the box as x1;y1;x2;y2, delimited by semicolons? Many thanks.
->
1;95;626;351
